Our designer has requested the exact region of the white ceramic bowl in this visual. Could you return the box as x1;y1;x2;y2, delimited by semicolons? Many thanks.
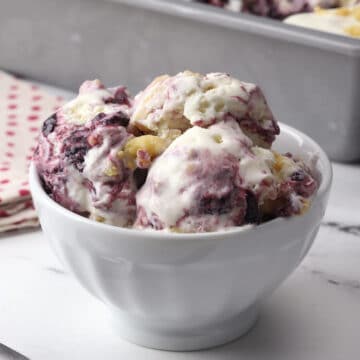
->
29;123;332;351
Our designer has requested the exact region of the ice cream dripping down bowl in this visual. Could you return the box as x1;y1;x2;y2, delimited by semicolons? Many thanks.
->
29;122;332;351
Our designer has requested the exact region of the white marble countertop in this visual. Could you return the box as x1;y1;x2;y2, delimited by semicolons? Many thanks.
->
0;84;359;360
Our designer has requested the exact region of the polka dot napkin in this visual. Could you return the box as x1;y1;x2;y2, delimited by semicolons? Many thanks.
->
0;71;64;232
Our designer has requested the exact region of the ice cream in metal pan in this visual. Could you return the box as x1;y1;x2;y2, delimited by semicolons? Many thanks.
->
193;0;360;19
285;5;360;37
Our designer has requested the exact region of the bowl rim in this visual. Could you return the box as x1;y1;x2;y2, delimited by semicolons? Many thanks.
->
29;122;332;240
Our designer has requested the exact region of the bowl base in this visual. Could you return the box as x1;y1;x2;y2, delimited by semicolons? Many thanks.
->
110;305;258;351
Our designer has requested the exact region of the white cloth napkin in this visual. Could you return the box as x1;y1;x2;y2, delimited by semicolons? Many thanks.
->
0;71;64;232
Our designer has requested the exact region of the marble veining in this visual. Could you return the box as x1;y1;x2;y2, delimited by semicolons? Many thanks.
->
7;255;66;275
44;266;66;275
301;265;360;291
322;221;360;237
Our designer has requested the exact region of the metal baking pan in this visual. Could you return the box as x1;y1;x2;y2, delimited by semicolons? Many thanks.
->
1;0;359;161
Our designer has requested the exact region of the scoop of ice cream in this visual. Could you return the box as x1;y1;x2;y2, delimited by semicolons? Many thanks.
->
34;80;137;226
284;5;360;37
134;119;317;233
131;71;279;148
135;120;251;232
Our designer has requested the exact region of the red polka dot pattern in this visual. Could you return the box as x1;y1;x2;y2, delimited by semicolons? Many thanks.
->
27;115;39;121
0;70;65;231
19;189;30;197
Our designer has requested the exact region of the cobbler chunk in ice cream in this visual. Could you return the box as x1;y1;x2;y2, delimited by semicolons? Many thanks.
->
34;71;318;232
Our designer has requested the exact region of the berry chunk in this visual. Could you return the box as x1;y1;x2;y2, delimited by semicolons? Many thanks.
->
42;114;57;136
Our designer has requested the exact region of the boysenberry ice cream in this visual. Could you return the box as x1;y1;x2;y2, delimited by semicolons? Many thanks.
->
34;71;318;233
34;80;137;226
285;5;360;38
192;0;358;19
131;71;279;148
